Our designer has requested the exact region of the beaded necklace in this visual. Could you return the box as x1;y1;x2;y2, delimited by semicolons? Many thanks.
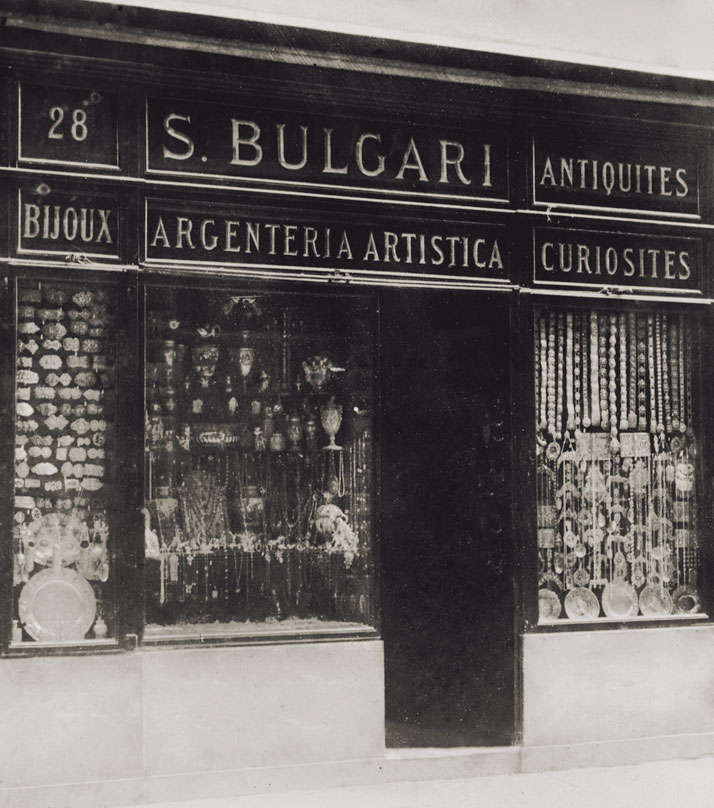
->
647;315;656;435
539;316;548;432
655;314;665;438
582;314;591;429
547;313;557;439
679;315;687;435
556;314;565;440
608;314;618;447
590;311;600;428
599;314;609;430
637;316;647;431
661;314;671;436
574;314;582;436
628;312;638;429
619;313;628;433
669;320;680;433
566;313;575;434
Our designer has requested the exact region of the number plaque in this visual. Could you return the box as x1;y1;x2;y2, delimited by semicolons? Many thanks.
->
18;83;119;170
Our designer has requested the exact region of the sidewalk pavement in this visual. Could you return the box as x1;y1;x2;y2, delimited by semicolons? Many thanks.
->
129;756;714;808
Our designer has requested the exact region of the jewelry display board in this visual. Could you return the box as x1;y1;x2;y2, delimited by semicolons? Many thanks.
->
12;279;117;643
535;307;703;622
143;287;374;634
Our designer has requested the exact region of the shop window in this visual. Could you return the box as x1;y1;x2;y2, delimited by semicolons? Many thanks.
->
12;279;119;645
535;307;705;623
143;286;374;639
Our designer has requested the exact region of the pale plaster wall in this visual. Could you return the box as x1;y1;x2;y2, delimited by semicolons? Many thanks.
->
0;640;385;804
522;626;714;748
84;0;714;79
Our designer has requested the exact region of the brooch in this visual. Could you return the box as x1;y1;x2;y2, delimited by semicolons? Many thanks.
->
72;291;93;307
81;339;101;353
46;414;69;431
71;418;90;435
44;288;67;305
20;288;42;303
39;355;63;370
16;370;39;385
18;322;40;335
42;339;63;351
16;402;34;417
67;355;90;369
32;462;58;476
42;323;67;339
36;308;65;322
17;388;32;401
63;337;81;352
74;371;97;388
70;321;89;335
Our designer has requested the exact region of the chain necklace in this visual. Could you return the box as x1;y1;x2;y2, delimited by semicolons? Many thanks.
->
599;314;609;431
637;316;647;431
566;313;575;434
647;315;656;436
669;320;680;433
628;312;638;429
574;314;582;436
590;311;600;428
655;314;665;438
661;314;671;436
608;314;618;448
556;314;565;440
679;315;688;435
547;313;557;439
539;316;548;432
618;313;628;433
582;313;591;429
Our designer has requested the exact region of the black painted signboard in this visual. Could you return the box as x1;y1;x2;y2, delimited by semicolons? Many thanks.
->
534;227;702;293
532;133;701;218
146;97;509;205
18;82;119;169
18;185;120;258
144;198;509;282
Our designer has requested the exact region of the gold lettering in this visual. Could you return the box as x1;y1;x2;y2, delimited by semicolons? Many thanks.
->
439;141;471;185
23;204;40;239
149;216;170;248
323;128;348;175
230;120;262;166
277;124;308;171
363;231;379;261
396;138;428;182
162;113;195;161
356;133;385;177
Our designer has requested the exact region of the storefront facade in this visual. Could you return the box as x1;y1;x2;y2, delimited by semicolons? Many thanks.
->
1;3;714;807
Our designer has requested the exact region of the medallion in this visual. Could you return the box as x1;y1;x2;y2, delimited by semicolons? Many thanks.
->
602;582;638;618
672;585;702;615
639;585;673;617
538;588;562;622
564;587;600;620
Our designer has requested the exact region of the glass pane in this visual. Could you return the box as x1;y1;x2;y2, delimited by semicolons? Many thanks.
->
535;308;704;622
12;279;119;644
143;287;374;638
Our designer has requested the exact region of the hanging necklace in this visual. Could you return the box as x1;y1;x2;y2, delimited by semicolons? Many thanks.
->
573;313;582;437
590;311;601;428
582;313;591;430
608;314;618;450
680;315;688;436
647;315;656;436
547;313;557;439
555;314;565;441
655;314;665;438
669;320;680;433
599;314;609;431
539;316;548;433
661;314;671;436
619;313;629;433
628;312;638;429
565;313;575;435
637;316;647;432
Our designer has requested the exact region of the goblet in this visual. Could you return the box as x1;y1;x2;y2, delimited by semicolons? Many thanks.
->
320;398;343;450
